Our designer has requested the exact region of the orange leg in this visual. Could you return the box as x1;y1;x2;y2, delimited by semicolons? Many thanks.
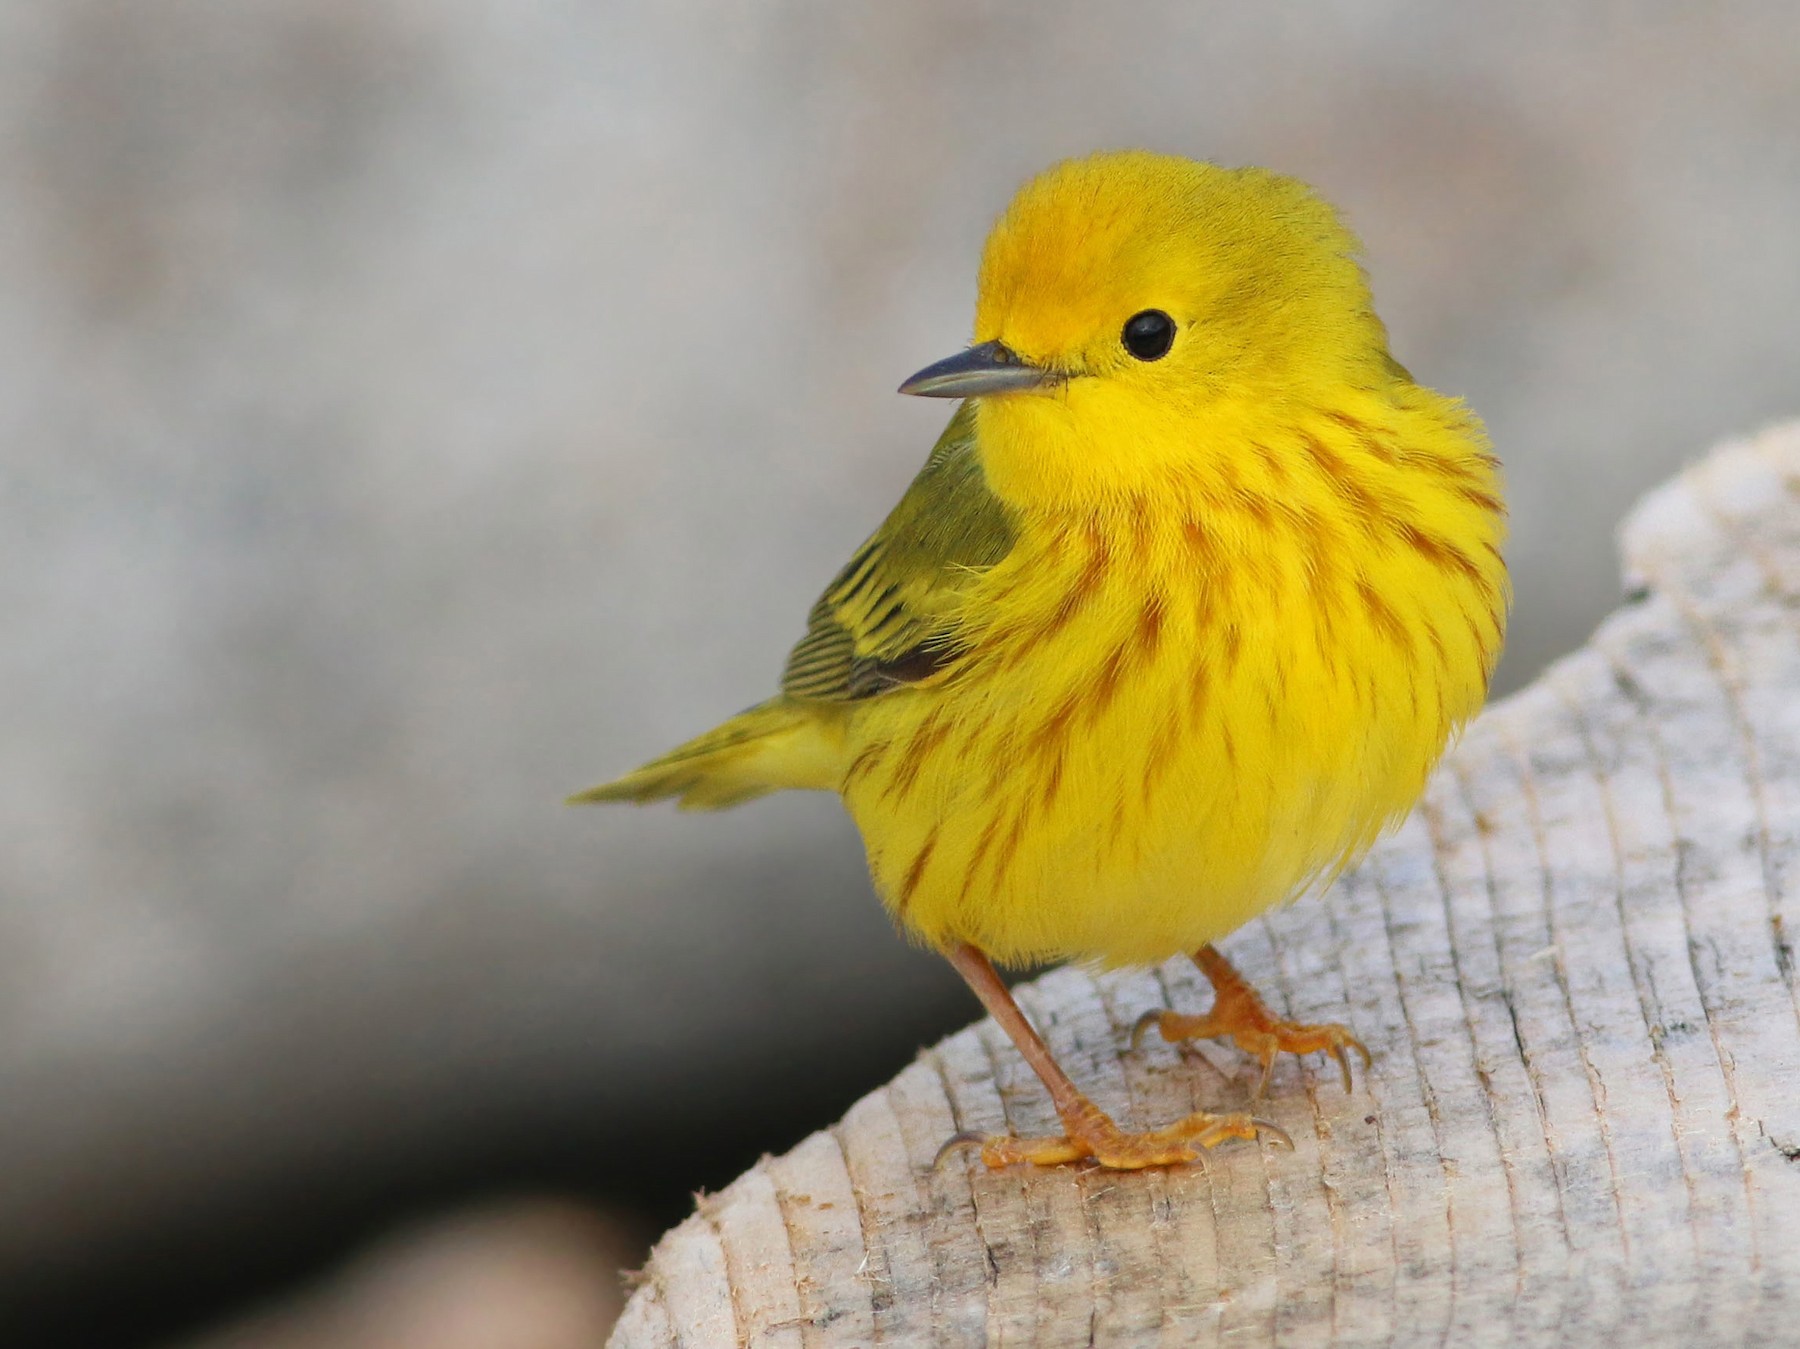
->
935;944;1290;1170
1131;945;1371;1097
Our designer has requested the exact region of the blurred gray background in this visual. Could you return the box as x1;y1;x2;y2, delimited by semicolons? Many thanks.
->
2;2;1797;1344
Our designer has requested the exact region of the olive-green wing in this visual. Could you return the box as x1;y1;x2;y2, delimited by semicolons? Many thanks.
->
781;404;1015;703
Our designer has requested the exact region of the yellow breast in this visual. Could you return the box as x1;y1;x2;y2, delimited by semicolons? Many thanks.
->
839;390;1506;968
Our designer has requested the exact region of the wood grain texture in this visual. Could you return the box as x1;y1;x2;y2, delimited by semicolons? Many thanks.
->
611;422;1800;1347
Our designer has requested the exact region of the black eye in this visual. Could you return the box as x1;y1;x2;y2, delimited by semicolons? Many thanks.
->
1122;309;1176;361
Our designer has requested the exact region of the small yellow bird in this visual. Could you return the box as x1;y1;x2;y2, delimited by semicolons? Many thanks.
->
575;151;1507;1170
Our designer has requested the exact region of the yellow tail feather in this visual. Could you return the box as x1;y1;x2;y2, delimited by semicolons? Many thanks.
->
567;698;843;811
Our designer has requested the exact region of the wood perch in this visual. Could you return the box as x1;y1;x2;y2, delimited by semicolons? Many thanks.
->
611;422;1800;1347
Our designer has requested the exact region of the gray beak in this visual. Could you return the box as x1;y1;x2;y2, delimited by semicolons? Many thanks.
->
898;340;1053;398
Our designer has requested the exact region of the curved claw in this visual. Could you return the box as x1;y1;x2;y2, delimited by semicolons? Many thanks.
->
1252;1053;1277;1102
1330;1044;1353;1093
1251;1116;1295;1151
1327;1034;1372;1093
932;1130;988;1170
1129;1008;1166;1052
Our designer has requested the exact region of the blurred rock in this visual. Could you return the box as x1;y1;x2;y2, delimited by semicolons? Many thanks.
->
179;1201;640;1349
0;0;1797;1331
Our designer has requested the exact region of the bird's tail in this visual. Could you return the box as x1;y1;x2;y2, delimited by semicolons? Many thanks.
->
567;697;842;811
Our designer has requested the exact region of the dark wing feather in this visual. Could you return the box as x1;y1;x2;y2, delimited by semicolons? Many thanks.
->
781;404;1015;703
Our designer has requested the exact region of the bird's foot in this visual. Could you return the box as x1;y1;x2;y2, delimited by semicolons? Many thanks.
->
935;1103;1290;1171
1131;946;1371;1097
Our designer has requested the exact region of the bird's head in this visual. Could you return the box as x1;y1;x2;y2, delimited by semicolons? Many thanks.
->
900;151;1395;506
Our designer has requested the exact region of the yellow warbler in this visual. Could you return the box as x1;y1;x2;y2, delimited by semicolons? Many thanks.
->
574;151;1507;1170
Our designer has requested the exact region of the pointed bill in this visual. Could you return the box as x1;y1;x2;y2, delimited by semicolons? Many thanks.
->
898;340;1054;398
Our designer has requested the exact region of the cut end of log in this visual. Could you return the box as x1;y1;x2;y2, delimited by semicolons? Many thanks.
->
614;420;1800;1347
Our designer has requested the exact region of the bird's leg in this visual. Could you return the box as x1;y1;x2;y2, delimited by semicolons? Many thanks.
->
1131;944;1371;1097
935;944;1289;1170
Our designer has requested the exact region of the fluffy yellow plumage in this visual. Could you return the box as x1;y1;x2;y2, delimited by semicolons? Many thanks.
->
577;151;1507;1169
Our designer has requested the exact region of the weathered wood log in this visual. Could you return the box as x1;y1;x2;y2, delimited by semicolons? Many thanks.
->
611;422;1800;1347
